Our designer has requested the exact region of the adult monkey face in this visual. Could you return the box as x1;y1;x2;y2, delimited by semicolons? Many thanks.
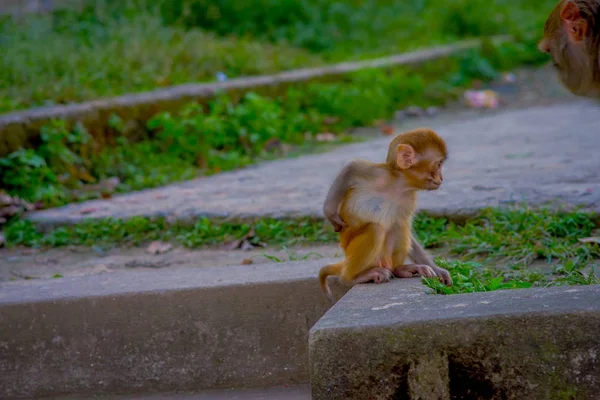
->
539;0;600;98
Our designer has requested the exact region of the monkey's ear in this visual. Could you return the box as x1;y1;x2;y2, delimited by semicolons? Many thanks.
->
560;1;588;42
396;144;416;169
538;38;550;54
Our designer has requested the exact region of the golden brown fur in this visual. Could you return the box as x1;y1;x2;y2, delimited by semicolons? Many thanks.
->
319;128;452;302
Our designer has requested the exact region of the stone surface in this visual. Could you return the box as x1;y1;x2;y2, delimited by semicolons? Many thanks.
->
309;279;600;400
28;100;600;227
55;384;310;400
0;259;349;399
0;243;342;282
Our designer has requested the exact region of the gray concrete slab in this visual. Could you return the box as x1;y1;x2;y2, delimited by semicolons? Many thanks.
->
0;259;349;399
309;279;600;400
53;384;311;400
27;100;600;227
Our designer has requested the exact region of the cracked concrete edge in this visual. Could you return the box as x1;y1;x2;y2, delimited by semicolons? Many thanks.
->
0;36;511;156
0;258;350;399
308;279;600;400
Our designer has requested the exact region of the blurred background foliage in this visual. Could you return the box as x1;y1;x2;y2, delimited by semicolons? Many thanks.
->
0;0;556;208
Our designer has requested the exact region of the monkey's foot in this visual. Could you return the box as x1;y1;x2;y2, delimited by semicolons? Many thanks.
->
353;267;393;285
392;264;435;279
431;265;453;286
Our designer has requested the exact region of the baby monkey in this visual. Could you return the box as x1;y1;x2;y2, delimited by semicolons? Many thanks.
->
319;128;452;302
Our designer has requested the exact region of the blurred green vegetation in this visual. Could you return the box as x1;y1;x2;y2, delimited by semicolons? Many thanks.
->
0;41;548;208
157;0;554;57
0;0;556;112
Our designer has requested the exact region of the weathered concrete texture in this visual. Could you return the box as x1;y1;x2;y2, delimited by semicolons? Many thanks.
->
0;243;343;282
28;100;600;227
0;38;499;157
55;384;311;400
309;279;600;400
0;259;348;399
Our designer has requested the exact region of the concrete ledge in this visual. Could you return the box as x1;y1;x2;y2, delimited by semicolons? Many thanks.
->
0;258;347;399
0;36;509;156
309;279;600;400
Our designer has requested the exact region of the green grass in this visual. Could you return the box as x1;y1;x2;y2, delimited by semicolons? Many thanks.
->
417;207;600;294
5;207;600;294
0;0;557;112
423;258;600;295
0;6;322;112
4;216;336;248
159;0;554;60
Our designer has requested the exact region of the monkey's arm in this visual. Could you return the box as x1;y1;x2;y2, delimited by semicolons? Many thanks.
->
409;235;453;286
323;161;369;232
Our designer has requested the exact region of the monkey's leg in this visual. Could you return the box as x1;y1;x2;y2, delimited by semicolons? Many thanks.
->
340;223;392;285
377;229;396;270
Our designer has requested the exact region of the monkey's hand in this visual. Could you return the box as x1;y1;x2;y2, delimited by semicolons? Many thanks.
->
324;207;347;232
392;264;436;279
431;265;452;286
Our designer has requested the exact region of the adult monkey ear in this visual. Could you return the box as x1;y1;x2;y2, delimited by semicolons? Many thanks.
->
560;0;588;43
538;38;551;53
396;144;416;169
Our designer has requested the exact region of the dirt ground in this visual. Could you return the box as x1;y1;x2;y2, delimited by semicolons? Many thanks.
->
0;243;345;282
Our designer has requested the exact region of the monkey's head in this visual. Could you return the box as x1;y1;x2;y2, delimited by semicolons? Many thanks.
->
539;0;600;97
386;128;447;191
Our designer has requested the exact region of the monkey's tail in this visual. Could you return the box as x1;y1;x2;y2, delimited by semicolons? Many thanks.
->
319;262;343;304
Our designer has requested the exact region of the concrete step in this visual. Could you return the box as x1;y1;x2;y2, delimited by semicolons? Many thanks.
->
309;279;600;400
0;260;347;399
54;384;310;400
26;100;600;228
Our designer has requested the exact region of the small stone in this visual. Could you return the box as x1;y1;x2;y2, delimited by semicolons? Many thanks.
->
146;241;173;255
240;241;255;251
404;106;424;117
393;110;405;121
0;192;12;207
425;106;439;117
502;73;516;83
315;133;336;142
241;258;253;265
